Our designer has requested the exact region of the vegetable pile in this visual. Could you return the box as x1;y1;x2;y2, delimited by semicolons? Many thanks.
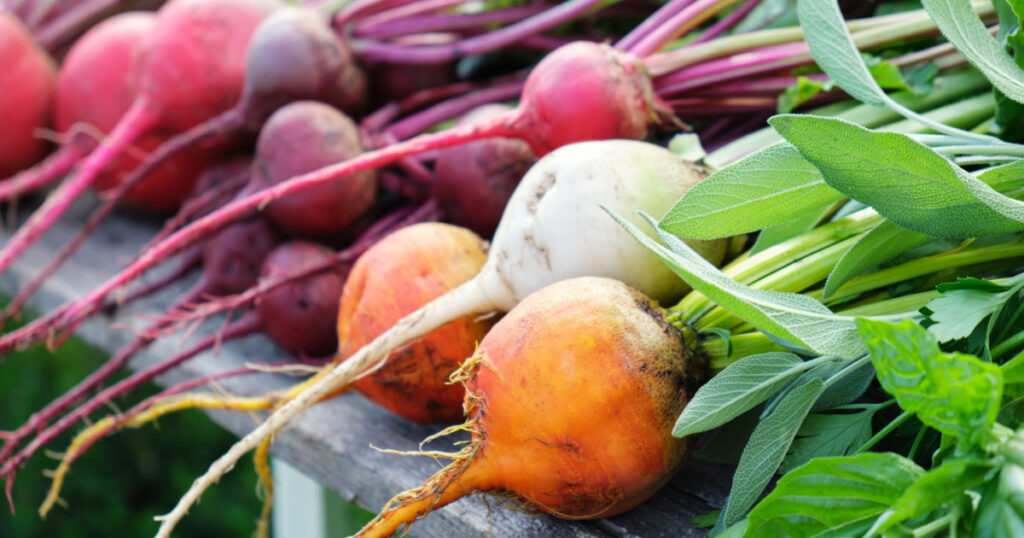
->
3;0;1024;536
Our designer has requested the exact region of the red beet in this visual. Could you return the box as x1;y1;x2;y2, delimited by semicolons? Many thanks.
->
0;11;56;178
0;0;280;276
257;242;345;356
3;41;661;352
251;101;376;239
0;12;208;211
433;104;536;236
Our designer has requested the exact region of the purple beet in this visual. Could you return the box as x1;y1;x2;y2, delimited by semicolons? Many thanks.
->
433;104;536;236
251;100;377;239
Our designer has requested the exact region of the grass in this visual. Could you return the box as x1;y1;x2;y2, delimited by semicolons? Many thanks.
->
0;304;265;537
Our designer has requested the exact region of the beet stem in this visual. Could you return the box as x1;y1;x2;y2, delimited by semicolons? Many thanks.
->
0;284;205;469
0;102;156;279
0;310;261;483
356;0;603;64
0;144;83;204
47;118;519;342
687;0;763;46
153;276;493;538
353;5;547;40
616;0;695;51
629;0;745;58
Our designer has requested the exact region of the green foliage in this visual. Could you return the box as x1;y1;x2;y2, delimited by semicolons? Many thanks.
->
780;408;876;474
659;143;841;240
715;379;825;531
0;315;262;537
823;221;932;300
857;319;1002;446
745;453;924;537
612;210;874;359
771;115;1024;238
922;0;1024;104
672;352;809;437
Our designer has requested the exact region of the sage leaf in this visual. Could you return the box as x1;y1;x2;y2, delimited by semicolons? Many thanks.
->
922;0;1024;104
771;114;1024;238
779;409;876;474
824;221;932;300
611;209;871;358
659;143;841;240
718;379;825;529
749;200;836;255
744;452;924;537
673;352;807;437
856;318;1003;446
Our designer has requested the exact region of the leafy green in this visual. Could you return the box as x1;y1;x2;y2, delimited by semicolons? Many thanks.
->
749;201;835;255
879;459;994;532
658;143;842;240
974;464;1024;537
922;0;1024;105
778;76;834;113
744;453;924;537
716;379;825;530
691;511;720;529
672;352;808;437
779;408;876;474
611;210;873;359
857;319;1003;446
924;278;1023;342
824;221;932;300
771;114;1024;238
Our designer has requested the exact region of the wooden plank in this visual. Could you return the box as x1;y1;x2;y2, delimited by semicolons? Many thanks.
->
0;196;733;537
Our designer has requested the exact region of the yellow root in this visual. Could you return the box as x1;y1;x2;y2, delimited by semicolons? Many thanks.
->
253;437;274;538
40;393;276;518
40;363;347;520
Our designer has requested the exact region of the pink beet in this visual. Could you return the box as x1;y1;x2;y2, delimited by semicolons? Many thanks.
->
0;11;56;178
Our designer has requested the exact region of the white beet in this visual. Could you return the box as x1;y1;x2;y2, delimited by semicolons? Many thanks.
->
155;139;727;536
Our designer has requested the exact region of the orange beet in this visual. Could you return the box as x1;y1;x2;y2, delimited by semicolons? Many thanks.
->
338;222;495;423
357;276;696;536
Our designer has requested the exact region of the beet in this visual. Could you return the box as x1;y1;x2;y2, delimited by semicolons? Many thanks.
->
252;100;376;238
433;104;536;236
0;11;57;177
338;223;496;423
358;277;693;535
257;241;345;356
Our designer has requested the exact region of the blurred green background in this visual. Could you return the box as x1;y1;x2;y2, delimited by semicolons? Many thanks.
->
0;302;372;537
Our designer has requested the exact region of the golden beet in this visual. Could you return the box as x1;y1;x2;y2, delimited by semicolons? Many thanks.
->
338;222;496;423
357;276;695;536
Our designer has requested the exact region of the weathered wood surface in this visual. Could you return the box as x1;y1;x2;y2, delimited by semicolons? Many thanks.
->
0;196;732;537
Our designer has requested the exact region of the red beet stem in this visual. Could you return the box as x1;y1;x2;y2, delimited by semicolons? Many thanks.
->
353;5;547;40
355;0;603;64
55;120;518;331
0;144;83;203
0;110;246;318
0;311;261;484
628;0;745;58
158;201;440;334
616;0;695;51
0;102;157;278
0;281;205;474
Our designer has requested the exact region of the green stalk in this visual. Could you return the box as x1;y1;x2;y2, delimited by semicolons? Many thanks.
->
706;69;990;168
813;242;1024;303
645;5;970;76
992;331;1024;361
695;237;863;331
856;411;913;453
668;210;883;325
701;332;788;373
881;93;996;135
